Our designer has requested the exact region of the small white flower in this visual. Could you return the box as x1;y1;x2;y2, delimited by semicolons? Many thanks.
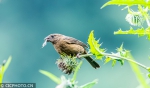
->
56;76;78;88
56;76;68;88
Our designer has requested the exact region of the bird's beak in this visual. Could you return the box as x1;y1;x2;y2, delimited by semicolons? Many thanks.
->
44;36;51;42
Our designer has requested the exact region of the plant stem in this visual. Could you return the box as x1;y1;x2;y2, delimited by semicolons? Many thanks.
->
79;53;149;71
71;61;82;82
102;52;148;69
79;54;93;58
128;53;150;88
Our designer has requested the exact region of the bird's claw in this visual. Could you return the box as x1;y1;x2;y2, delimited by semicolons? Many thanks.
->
76;53;81;58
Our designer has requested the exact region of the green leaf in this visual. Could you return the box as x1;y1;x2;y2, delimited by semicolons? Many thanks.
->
117;43;123;52
3;56;12;73
101;0;150;9
112;60;116;67
148;74;150;78
0;66;3;83
104;57;111;64
114;27;150;40
71;61;82;82
137;28;145;37
39;70;61;84
80;79;98;88
116;59;124;66
146;28;150;40
128;53;150;88
88;30;105;60
117;44;127;58
124;50;130;57
147;67;150;72
0;56;12;83
147;34;150;40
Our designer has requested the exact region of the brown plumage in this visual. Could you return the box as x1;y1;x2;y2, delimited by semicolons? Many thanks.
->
45;33;100;69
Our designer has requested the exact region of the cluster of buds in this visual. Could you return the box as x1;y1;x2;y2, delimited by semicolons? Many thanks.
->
56;56;78;75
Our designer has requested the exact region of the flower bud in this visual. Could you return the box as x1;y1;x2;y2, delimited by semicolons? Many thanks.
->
56;56;78;75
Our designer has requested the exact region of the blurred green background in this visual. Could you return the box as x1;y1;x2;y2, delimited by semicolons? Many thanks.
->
0;0;150;88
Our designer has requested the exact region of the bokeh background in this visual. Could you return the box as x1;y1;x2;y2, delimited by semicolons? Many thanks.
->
0;0;150;88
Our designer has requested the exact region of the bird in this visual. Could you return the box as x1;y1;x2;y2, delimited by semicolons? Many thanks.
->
44;33;100;69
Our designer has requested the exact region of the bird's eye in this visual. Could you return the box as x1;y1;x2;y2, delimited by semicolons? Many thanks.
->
51;35;55;38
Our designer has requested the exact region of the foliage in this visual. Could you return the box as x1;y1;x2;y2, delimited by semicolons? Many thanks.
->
87;30;150;87
148;74;150;78
39;70;61;84
40;1;150;87
101;0;150;9
79;79;98;88
88;30;150;70
101;0;150;40
39;61;98;88
128;54;150;88
88;31;129;66
114;27;150;40
99;0;150;87
0;56;12;83
88;30;105;60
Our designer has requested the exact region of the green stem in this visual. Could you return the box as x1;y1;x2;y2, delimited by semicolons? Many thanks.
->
79;53;149;71
71;61;83;82
79;54;93;58
102;52;148;69
128;53;150;88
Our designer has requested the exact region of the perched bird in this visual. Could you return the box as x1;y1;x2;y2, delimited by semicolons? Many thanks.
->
44;33;100;69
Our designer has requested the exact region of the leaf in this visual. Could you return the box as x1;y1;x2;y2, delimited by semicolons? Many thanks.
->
114;27;150;40
116;59;124;66
128;28;134;33
146;28;150;40
101;0;150;9
117;43;123;52
71;61;82;82
147;67;150;72
112;60;116;67
137;28;145;37
148;74;150;78
80;79;98;88
88;30;105;60
39;70;61;84
3;56;12;73
104;57;111;64
0;56;12;83
128;53;150;88
147;34;150;40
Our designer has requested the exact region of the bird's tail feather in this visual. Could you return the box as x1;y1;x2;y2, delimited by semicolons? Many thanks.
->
85;56;100;69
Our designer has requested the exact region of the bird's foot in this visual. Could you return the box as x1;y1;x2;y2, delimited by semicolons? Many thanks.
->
76;53;81;58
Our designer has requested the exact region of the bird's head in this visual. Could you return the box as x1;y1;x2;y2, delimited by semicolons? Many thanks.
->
45;33;64;44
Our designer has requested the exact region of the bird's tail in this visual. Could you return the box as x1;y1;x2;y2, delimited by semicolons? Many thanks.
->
85;56;100;69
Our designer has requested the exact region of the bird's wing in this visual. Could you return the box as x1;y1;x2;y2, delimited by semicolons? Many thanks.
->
63;36;88;48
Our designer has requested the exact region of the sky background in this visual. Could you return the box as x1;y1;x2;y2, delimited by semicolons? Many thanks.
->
0;0;150;88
